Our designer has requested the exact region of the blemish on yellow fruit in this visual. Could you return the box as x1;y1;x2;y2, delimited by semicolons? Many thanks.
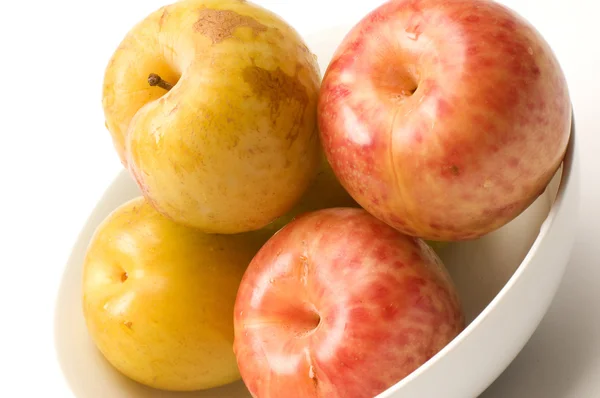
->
168;104;179;116
159;7;169;27
193;8;267;44
242;66;309;145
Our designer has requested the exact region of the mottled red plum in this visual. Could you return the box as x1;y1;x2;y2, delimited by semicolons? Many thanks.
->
233;208;464;398
318;0;571;240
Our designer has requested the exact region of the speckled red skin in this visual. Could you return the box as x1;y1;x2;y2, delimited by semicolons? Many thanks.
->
233;208;464;398
318;0;571;241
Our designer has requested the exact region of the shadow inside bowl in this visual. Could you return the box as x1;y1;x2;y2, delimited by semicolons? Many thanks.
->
440;169;560;323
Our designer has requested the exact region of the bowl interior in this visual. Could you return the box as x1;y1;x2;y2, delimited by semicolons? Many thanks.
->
54;25;562;398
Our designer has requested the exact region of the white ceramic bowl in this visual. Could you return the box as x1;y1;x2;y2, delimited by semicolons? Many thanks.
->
54;25;579;398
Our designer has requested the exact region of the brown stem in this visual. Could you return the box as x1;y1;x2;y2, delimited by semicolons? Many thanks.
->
148;73;174;91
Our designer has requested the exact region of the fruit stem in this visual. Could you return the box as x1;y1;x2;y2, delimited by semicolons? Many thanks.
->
148;73;173;91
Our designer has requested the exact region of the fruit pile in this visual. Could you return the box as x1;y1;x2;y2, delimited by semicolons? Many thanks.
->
82;0;571;396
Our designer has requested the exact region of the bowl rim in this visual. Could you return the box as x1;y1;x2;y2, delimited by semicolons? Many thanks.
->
377;111;578;395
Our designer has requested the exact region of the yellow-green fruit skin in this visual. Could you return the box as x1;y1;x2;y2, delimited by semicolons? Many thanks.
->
82;197;268;391
102;0;321;234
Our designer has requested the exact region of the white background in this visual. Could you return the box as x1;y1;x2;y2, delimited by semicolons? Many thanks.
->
0;0;598;397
